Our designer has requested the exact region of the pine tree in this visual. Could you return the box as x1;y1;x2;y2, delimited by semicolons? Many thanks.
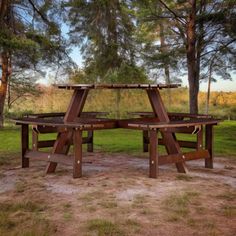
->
0;0;71;127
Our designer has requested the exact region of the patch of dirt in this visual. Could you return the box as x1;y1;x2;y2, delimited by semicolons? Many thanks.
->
0;153;235;236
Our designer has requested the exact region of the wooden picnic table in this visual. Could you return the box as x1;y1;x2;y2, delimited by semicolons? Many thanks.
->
14;83;220;178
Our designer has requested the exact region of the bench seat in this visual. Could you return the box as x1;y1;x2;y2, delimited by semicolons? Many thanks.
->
127;118;220;130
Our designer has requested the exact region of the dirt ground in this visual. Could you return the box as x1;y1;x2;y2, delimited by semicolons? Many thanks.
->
0;153;235;236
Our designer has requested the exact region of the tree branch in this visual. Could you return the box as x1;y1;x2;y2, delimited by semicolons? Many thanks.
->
27;0;50;24
201;38;236;58
158;0;186;25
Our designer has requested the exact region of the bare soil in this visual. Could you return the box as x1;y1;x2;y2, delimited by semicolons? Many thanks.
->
0;152;235;236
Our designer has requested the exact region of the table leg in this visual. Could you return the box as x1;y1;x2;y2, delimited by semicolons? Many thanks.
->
21;124;29;168
73;129;83;178
87;130;93;152
147;89;188;173
149;129;158;178
143;130;149;152
32;127;38;151
46;89;88;174
205;124;213;168
197;126;203;150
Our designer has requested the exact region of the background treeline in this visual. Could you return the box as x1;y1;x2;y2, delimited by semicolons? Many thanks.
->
5;86;236;120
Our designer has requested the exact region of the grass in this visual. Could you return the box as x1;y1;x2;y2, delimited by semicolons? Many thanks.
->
0;121;235;159
220;205;236;218
176;174;194;181
162;191;200;221
87;218;125;236
0;200;55;236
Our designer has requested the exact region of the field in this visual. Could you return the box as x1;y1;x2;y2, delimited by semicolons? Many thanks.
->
0;121;236;236
1;87;236;236
5;87;236;120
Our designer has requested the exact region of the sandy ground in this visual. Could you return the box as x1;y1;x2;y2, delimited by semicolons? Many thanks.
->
0;152;235;236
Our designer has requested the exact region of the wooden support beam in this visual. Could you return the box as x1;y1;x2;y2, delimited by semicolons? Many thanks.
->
205;124;213;168
197;126;203;150
149;130;158;178
159;150;210;165
21;124;29;168
25;150;73;165
143;130;149;152
32;129;38;151
87;130;93;152
64;89;88;122
73;129;83;178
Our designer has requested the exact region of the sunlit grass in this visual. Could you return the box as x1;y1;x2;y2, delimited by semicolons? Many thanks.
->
0;121;235;161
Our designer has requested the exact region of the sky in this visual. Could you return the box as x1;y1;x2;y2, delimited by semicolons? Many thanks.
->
68;48;236;92
57;18;236;92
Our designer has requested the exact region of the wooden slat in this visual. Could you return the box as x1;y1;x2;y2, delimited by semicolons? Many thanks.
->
159;139;197;149
25;111;109;119
55;83;180;90
13;117;114;130
25;151;73;165
129;112;212;119
158;150;210;165
37;136;93;149
127;118;220;130
37;140;55;148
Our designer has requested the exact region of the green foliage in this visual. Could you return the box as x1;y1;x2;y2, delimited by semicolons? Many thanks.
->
66;0;145;84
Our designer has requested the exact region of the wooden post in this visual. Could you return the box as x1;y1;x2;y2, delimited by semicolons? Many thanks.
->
147;89;188;173
205;124;213;168
143;130;149;152
21;124;29;168
87;130;93;152
73;129;83;178
149;129;158;178
197;126;203;150
32;127;38;151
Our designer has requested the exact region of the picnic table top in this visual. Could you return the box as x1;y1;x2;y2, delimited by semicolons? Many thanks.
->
54;83;180;90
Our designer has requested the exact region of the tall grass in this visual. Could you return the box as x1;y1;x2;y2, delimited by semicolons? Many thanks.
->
5;86;236;120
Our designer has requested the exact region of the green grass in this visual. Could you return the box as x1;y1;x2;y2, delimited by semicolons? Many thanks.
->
87;219;125;236
0;200;55;236
0;121;235;159
162;191;200;221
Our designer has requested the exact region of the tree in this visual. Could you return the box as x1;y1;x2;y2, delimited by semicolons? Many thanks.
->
65;0;147;118
65;0;147;81
135;0;236;113
0;0;72;127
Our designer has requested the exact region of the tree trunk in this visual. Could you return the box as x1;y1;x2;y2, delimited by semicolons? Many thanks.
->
186;0;198;114
0;52;9;127
205;58;214;114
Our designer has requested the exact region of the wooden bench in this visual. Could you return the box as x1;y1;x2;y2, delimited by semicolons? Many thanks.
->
129;112;213;152
24;112;109;152
126;118;220;178
13;117;116;178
